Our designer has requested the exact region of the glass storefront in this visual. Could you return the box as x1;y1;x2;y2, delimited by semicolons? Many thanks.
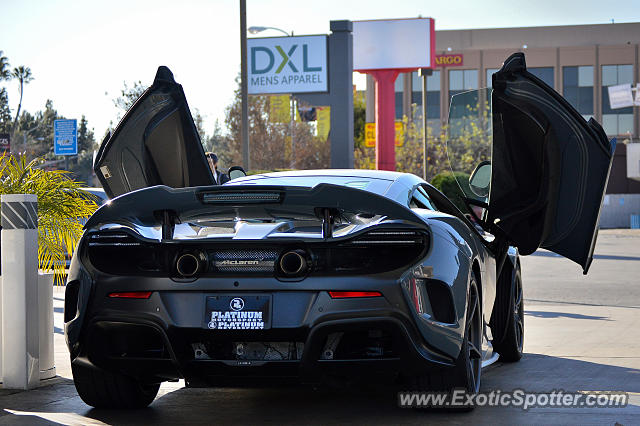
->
529;67;555;88
563;66;594;121
601;64;634;136
411;70;441;132
395;74;404;119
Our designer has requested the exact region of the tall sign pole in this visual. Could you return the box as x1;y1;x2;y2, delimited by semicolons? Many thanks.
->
353;18;435;171
419;68;432;180
368;70;400;170
240;0;250;170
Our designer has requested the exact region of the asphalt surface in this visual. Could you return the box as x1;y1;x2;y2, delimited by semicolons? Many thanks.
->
1;229;639;425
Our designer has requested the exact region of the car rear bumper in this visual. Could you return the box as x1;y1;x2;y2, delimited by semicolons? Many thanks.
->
72;313;455;386
68;286;458;385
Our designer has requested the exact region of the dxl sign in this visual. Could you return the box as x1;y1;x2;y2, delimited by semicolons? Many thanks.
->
248;35;328;94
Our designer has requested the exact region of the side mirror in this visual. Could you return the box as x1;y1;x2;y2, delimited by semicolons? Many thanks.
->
228;166;247;181
469;161;491;198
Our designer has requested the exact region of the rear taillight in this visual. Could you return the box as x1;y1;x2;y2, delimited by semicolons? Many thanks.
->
108;291;153;299
87;232;164;275
351;230;425;245
310;229;428;275
329;291;382;298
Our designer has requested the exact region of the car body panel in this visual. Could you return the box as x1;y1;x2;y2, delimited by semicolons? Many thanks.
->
66;172;501;384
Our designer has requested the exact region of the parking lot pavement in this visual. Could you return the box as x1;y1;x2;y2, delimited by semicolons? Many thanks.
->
1;230;639;424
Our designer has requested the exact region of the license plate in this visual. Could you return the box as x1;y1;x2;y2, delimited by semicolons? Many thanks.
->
204;295;271;330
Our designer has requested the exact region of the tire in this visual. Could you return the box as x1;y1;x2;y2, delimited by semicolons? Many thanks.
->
409;275;482;409
72;362;160;409
493;266;524;362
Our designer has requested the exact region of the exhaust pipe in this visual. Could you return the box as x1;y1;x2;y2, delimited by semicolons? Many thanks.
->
279;250;308;276
176;253;201;277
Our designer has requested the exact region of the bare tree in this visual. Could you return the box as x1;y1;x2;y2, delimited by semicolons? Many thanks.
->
113;80;147;115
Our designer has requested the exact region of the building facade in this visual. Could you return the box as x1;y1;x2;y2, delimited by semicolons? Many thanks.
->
365;22;640;227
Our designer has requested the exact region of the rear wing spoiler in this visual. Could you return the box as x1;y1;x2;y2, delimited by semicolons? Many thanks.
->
85;183;428;238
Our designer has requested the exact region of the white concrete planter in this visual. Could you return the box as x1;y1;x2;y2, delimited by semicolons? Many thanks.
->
38;272;56;380
0;272;56;383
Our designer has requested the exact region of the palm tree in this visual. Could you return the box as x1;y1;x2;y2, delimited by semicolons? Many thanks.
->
0;153;99;283
11;65;34;132
0;51;10;81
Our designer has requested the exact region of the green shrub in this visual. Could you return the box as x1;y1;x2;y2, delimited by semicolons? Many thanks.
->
430;171;471;212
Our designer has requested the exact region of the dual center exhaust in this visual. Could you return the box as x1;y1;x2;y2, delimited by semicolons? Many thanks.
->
279;250;308;277
175;249;309;278
176;252;207;278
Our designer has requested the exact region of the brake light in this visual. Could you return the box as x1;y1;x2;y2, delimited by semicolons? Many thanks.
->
108;291;153;299
329;291;382;298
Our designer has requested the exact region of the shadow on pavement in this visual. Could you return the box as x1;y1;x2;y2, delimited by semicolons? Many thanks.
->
530;251;640;262
2;355;637;425
525;311;611;321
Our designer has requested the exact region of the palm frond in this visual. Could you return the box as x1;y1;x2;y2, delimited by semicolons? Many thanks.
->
0;153;99;284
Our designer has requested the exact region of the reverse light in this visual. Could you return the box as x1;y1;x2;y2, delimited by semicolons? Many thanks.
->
108;291;153;299
329;291;382;298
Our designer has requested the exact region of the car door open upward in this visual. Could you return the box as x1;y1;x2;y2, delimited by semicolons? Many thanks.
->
447;53;615;274
94;66;214;198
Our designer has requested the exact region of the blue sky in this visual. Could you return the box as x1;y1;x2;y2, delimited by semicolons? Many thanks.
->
1;0;639;140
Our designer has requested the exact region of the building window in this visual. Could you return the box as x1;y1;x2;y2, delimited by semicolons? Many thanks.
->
563;66;594;121
449;69;480;131
411;71;441;133
529;67;555;89
486;68;499;88
449;69;478;113
395;74;404;119
449;69;478;98
601;64;634;136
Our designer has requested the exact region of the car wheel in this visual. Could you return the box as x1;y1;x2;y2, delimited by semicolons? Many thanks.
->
460;275;482;393
72;361;160;408
493;266;524;362
409;274;482;407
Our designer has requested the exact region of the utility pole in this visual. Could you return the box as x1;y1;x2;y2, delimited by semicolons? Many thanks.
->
290;95;295;168
240;0;250;171
419;68;432;181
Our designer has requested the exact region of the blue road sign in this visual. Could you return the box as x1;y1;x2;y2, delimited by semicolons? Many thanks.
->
54;119;77;155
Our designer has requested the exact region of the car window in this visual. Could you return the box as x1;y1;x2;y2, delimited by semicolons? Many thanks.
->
410;185;437;210
227;175;394;197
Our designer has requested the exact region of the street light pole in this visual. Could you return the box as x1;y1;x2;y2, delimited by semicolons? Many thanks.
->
240;0;250;171
419;68;432;181
248;26;291;37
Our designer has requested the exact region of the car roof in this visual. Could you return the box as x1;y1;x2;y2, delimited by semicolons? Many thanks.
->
237;169;412;181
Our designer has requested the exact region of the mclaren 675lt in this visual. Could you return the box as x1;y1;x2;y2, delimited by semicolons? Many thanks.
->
65;53;614;408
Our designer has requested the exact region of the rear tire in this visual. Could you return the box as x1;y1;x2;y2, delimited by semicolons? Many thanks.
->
409;275;482;409
493;267;524;362
72;362;160;409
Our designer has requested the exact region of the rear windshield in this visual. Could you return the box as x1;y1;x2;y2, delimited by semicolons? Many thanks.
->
226;175;393;196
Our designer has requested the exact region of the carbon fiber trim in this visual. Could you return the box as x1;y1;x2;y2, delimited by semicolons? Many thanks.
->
210;249;278;273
